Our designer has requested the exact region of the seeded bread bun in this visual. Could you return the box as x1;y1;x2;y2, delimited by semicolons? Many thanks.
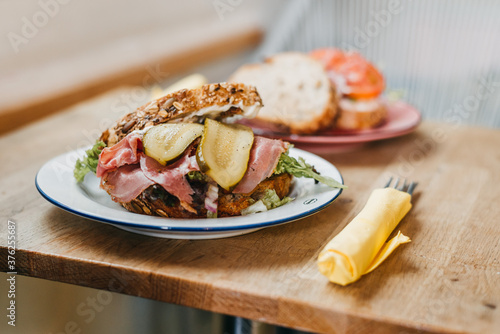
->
229;52;338;134
336;98;387;130
100;83;262;147
97;82;292;219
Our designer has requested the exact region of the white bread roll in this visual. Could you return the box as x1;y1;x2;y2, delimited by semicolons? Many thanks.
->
336;98;387;130
229;52;338;134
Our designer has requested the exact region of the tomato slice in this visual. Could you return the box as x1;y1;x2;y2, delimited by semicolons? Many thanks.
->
309;48;346;69
310;48;385;99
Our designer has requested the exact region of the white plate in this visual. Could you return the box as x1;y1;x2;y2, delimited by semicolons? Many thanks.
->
36;147;344;239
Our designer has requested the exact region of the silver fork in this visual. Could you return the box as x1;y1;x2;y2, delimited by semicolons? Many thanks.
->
384;177;418;196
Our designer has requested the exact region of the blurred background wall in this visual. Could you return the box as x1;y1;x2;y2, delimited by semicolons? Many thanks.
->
1;0;499;333
256;0;500;128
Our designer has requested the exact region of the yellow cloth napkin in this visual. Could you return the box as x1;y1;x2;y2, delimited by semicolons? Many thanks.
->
318;187;412;286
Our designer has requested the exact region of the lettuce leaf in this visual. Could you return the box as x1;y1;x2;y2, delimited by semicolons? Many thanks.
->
274;152;346;189
74;141;106;183
241;189;294;215
260;189;294;209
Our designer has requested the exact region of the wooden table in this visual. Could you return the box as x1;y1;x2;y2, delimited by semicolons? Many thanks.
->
1;88;499;334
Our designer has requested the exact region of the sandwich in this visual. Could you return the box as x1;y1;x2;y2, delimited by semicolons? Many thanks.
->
310;48;387;130
74;82;344;218
229;52;339;135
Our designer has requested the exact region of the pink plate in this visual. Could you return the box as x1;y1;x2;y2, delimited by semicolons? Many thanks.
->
249;101;421;152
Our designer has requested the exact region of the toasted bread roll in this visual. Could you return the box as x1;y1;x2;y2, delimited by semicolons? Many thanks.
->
100;83;262;147
120;173;293;218
229;52;338;134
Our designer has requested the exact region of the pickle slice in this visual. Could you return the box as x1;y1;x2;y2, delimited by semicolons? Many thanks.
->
143;123;204;165
197;119;254;190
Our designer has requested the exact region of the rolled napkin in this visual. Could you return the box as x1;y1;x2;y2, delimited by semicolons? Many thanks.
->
318;187;412;286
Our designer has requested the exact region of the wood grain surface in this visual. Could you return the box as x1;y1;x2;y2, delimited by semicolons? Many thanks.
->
1;88;499;334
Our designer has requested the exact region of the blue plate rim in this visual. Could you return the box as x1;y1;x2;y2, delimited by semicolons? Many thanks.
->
35;149;344;233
